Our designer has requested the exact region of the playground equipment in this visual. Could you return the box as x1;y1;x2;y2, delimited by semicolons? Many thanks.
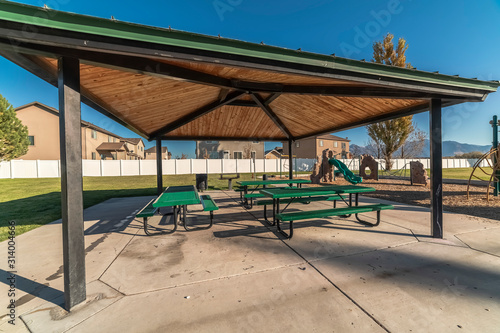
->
466;146;500;200
466;115;500;200
328;158;363;184
359;154;379;180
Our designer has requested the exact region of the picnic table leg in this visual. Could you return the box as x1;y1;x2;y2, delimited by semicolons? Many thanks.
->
337;194;351;218
354;193;381;226
143;209;178;236
243;185;248;206
263;204;275;226
277;217;293;240
183;204;214;231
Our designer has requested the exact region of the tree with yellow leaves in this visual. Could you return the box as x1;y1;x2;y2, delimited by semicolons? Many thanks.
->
367;33;415;170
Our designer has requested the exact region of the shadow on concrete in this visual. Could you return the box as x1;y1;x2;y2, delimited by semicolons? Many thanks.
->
0;268;63;310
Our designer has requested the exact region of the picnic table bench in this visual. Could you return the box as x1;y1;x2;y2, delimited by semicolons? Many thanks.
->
219;173;240;190
136;185;218;235
237;179;311;208
259;185;393;239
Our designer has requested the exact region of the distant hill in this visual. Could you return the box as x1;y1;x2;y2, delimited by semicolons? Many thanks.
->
351;140;491;158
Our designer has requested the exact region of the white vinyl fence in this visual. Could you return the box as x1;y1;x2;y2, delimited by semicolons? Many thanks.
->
0;158;491;179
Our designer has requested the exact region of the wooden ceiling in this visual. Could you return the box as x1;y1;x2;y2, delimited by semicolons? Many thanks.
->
35;55;431;141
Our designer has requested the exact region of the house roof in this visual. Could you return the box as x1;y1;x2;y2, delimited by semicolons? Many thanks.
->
96;142;128;151
121;138;143;145
145;146;168;153
1;2;498;142
265;148;282;156
316;134;350;142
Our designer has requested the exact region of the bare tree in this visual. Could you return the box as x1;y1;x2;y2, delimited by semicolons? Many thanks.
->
202;148;209;159
399;128;427;158
243;143;253;159
365;138;382;159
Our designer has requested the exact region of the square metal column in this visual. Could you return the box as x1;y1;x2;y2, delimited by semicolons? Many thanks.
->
58;57;86;310
288;140;293;179
156;138;163;195
429;99;443;238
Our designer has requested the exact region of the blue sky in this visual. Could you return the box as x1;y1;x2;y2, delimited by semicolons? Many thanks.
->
1;0;500;157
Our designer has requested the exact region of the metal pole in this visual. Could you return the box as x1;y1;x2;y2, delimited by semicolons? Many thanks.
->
58;56;86;310
491;115;499;196
156;138;163;195
288;140;293;179
429;99;443;238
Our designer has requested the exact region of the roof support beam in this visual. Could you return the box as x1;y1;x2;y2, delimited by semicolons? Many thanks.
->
429;99;443;238
227;100;259;107
149;90;246;139
251;93;293;139
156;138;163;195
58;56;86;310
264;93;281;105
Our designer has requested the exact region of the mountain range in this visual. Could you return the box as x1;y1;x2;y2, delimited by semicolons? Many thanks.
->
351;140;492;158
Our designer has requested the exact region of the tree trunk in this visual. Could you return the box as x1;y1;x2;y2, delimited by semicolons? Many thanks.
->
384;154;393;171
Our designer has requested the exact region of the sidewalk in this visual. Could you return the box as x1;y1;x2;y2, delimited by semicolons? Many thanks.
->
1;191;500;332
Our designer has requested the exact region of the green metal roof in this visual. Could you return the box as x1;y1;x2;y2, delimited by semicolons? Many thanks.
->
0;0;498;92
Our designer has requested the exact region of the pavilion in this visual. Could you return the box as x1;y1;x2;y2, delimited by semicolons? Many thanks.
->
0;1;498;310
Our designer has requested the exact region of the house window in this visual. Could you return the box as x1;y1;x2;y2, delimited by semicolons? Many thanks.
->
28;135;35;146
91;152;96;160
296;142;300;148
233;151;242;159
334;142;338;148
223;151;230;159
100;154;105;160
341;142;347;150
108;136;113;142
205;141;219;144
253;141;259;143
319;140;324;147
91;130;97;139
111;152;117;160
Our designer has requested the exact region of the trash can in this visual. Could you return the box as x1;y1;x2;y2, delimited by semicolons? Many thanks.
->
196;174;208;192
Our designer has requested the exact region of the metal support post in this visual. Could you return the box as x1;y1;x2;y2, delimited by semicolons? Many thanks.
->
429;99;443;238
156;138;163;195
58;56;86;310
288;140;293;179
491;115;499;196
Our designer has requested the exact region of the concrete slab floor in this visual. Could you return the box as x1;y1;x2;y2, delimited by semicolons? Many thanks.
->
0;191;499;332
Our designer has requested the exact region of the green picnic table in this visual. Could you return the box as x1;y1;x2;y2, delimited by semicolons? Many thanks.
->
259;185;393;239
237;178;311;208
136;185;218;235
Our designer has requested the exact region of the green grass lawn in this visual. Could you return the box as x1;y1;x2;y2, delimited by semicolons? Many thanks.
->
0;168;495;242
0;173;275;241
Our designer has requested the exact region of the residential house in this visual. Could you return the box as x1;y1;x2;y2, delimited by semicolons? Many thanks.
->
196;141;265;159
282;135;350;159
15;102;144;160
120;138;145;159
265;147;283;159
144;146;170;160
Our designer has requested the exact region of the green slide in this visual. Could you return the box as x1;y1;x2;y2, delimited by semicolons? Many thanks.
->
328;158;363;184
